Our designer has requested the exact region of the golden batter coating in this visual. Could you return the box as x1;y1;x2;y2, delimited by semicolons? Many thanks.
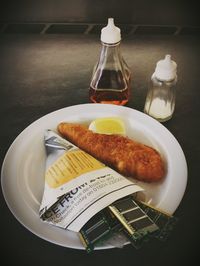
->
57;122;165;182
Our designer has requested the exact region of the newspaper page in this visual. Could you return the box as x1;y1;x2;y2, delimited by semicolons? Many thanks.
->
39;130;143;232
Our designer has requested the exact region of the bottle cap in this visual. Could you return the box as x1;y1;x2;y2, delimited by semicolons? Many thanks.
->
101;18;121;44
154;55;177;81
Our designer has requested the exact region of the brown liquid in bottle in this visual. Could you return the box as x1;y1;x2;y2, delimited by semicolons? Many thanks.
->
89;69;130;105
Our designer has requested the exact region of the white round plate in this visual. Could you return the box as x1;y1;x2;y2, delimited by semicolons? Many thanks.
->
1;104;187;249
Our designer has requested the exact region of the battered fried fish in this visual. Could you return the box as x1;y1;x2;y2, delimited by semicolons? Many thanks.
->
57;122;165;182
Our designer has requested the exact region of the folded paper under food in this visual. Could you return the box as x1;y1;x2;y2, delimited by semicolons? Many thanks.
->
39;130;143;232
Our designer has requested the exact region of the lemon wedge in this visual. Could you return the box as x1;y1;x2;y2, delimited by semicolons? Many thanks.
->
89;117;126;135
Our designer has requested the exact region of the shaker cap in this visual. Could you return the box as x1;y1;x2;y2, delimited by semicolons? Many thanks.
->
101;18;121;44
154;55;177;81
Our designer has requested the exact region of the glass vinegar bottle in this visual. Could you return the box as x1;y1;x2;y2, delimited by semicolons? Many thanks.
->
89;18;131;105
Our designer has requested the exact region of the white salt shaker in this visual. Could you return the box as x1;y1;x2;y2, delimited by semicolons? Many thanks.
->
144;55;177;122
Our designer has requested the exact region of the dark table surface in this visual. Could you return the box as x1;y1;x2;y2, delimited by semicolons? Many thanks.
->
0;34;199;265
